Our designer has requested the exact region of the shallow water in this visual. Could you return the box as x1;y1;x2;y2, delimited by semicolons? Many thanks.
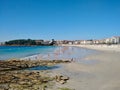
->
38;46;98;61
0;46;99;70
0;46;57;60
0;46;96;60
27;65;60;70
0;46;98;61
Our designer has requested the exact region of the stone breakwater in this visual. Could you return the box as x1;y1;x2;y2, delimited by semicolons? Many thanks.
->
0;59;71;90
0;59;70;71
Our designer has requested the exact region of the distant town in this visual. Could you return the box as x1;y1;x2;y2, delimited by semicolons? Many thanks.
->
56;36;120;45
0;36;120;46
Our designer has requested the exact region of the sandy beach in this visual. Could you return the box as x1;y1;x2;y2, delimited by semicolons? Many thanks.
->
1;45;120;90
62;44;120;52
49;46;120;90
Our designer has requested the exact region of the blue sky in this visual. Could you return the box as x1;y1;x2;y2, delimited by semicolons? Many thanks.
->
0;0;120;41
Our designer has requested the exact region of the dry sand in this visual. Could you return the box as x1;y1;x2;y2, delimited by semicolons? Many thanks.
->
62;44;120;52
50;49;120;90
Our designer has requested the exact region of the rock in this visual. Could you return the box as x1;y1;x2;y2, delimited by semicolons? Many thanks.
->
0;84;9;90
32;80;38;83
19;81;28;85
42;85;47;90
0;59;71;89
23;89;30;90
43;79;49;83
59;80;66;84
9;83;21;88
61;76;69;81
0;59;71;71
55;75;69;84
33;85;40;89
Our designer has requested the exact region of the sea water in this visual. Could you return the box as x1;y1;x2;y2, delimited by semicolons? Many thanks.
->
0;46;57;60
0;46;98;70
0;46;97;61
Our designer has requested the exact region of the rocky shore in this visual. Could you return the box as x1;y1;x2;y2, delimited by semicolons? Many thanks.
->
0;59;71;90
0;59;70;71
0;70;53;90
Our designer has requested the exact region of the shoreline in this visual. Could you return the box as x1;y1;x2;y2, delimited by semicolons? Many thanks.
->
1;46;120;90
61;44;120;52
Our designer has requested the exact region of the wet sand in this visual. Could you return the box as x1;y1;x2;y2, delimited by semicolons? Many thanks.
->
50;50;120;90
